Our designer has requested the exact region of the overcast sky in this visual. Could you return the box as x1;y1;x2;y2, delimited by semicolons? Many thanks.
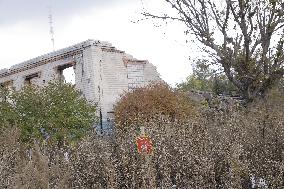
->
0;0;198;85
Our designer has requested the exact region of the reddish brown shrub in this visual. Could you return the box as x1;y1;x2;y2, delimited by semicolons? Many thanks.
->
114;82;198;126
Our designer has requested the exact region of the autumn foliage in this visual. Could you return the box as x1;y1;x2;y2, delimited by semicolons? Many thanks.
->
114;82;197;126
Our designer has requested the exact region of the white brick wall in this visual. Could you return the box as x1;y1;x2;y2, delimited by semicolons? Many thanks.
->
0;39;161;131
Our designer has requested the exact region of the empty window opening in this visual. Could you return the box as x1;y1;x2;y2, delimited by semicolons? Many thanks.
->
0;80;13;88
57;64;75;84
24;72;40;85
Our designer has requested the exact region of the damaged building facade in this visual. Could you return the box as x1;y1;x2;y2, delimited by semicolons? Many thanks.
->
0;39;160;133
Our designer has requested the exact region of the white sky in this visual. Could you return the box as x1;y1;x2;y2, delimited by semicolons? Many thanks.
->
0;0;199;85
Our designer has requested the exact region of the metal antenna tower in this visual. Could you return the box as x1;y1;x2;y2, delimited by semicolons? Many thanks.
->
48;5;55;51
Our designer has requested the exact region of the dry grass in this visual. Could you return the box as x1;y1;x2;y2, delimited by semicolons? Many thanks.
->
0;92;283;188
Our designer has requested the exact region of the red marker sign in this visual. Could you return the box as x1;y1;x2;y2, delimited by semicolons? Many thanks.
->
136;136;153;154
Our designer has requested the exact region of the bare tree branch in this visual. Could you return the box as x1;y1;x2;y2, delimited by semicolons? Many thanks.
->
144;0;284;102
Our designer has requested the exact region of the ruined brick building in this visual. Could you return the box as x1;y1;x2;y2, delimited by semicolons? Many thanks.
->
0;39;160;133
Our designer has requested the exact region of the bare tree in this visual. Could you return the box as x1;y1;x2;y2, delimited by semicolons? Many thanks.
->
144;0;284;102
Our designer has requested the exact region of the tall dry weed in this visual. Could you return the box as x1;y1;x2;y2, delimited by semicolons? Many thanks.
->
0;92;283;188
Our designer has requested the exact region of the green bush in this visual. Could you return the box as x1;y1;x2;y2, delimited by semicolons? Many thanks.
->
0;82;97;146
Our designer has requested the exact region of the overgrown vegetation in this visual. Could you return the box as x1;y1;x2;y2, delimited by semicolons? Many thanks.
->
0;82;97;146
1;1;283;188
114;82;197;126
177;59;237;95
1;82;283;188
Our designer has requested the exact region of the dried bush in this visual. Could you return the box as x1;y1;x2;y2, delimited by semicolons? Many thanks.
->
0;127;71;189
69;134;117;189
114;82;197;126
0;127;21;188
0;87;283;188
113;87;284;188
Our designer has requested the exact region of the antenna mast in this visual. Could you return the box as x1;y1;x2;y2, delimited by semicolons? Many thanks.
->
48;5;55;51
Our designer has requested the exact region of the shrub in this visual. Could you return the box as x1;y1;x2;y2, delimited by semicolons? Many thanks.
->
0;82;97;146
1;83;284;188
114;82;197;127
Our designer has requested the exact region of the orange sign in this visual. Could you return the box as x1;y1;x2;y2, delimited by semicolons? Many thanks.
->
136;136;153;154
